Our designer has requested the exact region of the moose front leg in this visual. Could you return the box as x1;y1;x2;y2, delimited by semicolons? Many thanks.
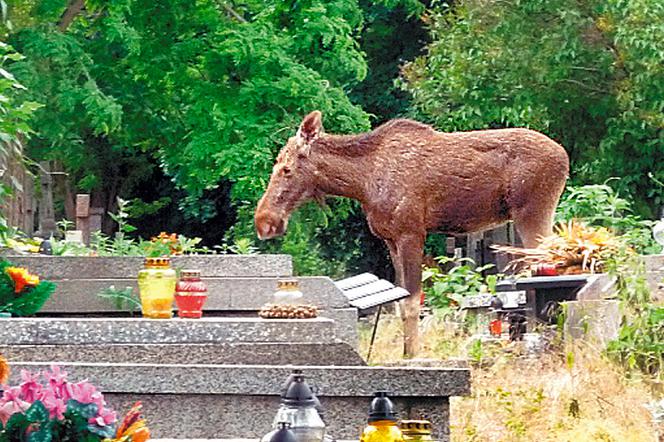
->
395;232;425;358
385;239;403;287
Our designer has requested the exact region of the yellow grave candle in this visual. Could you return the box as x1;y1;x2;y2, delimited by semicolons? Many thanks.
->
138;257;176;319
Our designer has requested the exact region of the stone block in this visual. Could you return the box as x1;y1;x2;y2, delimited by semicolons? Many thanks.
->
7;362;470;398
39;276;349;313
321;308;358;349
563;300;621;347
2;342;366;366
0;317;337;345
103;394;450;441
4;255;293;279
575;274;616;301
7;362;470;441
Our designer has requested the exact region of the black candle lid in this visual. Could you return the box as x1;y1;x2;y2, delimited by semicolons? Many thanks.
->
282;374;316;406
269;422;296;442
368;391;398;422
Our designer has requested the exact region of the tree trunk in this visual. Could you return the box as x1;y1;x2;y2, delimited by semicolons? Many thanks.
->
58;0;85;32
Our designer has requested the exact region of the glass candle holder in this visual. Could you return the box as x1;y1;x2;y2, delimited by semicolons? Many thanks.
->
175;269;208;319
138;257;176;319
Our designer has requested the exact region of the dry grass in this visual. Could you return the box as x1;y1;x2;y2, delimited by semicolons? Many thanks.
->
359;313;659;441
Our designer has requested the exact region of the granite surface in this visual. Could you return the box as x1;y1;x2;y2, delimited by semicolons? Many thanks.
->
5;255;293;279
319;308;358;348
2;342;366;366
575;274;615;301
564;299;621;347
7;362;471;397
103;394;451;441
0;317;337;345
40;276;349;312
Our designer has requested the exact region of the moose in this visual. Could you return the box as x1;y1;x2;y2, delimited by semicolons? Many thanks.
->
255;111;569;356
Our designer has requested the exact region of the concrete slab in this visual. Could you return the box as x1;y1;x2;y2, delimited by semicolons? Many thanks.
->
2;342;366;366
7;362;469;441
0;317;337;345
39;277;349;313
4;255;293;279
563;299;621;347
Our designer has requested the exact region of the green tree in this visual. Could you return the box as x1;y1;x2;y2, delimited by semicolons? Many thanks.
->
402;0;664;218
4;0;381;273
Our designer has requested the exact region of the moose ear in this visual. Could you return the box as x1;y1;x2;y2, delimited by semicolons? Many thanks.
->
297;111;323;144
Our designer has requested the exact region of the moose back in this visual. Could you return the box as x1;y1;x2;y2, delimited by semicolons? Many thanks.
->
255;111;569;356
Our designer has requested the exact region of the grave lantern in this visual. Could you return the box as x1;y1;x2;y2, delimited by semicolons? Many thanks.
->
174;269;208;318
400;420;434;442
262;372;326;442
488;295;504;337
269;422;297;442
137;257;176;319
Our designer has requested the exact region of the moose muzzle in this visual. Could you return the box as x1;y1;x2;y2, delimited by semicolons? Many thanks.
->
255;210;288;240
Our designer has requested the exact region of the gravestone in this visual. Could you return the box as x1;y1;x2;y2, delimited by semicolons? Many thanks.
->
2;254;471;440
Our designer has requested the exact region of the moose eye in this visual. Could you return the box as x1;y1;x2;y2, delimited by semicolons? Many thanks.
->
282;166;292;177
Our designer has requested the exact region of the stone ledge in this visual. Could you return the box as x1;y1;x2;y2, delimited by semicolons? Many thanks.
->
4;255;293;279
0;317;336;345
40;277;349;312
103;394;450;440
7;362;471;397
2;342;366;366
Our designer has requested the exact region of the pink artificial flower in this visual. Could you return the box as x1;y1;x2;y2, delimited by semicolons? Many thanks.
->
0;387;29;424
19;369;43;403
0;401;20;425
39;390;66;420
89;406;117;427
43;365;67;390
1;386;23;405
69;381;100;405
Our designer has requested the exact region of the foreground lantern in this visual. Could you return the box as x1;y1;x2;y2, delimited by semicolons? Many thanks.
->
400;420;434;442
262;372;326;442
360;391;404;442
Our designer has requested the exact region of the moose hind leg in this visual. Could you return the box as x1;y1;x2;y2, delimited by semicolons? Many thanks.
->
513;210;553;248
512;181;565;248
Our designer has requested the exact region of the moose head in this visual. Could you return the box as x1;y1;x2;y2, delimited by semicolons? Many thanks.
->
254;111;325;240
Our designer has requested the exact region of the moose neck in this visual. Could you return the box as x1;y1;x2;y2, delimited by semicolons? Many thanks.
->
310;134;374;203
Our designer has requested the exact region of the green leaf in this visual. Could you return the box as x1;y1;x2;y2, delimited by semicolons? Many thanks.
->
28;427;52;442
0;67;15;81
25;400;49;423
66;400;99;419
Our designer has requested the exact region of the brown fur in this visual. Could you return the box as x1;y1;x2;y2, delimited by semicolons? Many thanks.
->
255;111;569;356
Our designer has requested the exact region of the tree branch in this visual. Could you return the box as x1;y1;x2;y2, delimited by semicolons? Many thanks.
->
220;3;247;23
58;0;85;32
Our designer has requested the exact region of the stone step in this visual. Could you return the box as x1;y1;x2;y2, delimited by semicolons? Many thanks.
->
0;317;336;345
6;362;470;441
4;255;293;279
40;277;349;313
1;342;366;366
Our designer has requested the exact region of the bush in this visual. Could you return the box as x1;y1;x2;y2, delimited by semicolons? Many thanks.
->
555;182;659;254
606;304;663;380
422;256;496;310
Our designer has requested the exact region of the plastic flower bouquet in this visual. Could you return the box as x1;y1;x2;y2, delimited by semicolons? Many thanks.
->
0;260;55;316
0;365;149;442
